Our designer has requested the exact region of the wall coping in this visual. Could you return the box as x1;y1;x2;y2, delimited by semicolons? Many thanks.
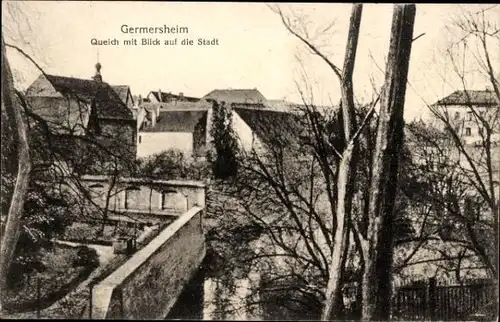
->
96;206;203;287
81;175;206;188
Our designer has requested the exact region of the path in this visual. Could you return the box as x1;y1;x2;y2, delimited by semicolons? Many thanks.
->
54;240;114;266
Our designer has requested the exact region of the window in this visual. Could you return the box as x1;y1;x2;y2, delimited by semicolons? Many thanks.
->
466;111;473;121
454;111;460;120
138;135;142;144
465;127;471;136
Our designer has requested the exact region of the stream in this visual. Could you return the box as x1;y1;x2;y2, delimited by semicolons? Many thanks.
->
166;247;322;320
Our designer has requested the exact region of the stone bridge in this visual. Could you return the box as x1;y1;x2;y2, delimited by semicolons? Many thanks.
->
80;175;207;319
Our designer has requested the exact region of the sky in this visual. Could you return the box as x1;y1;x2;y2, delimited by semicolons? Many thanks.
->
2;2;499;121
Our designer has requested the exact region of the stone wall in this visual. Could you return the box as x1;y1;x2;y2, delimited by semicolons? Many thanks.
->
91;206;206;319
81;175;206;217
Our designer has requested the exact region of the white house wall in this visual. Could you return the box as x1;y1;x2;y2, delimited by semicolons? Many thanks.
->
432;104;497;145
136;108;146;130
231;110;265;154
137;132;193;158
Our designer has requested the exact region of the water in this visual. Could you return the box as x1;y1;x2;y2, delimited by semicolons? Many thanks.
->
166;213;323;320
166;257;262;320
166;254;322;320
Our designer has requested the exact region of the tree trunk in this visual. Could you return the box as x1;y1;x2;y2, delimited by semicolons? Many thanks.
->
0;34;32;310
321;4;363;321
362;4;415;320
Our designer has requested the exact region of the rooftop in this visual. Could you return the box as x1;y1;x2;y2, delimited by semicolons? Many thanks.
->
148;90;200;103
233;107;306;148
140;110;207;133
203;88;267;105
434;89;498;106
141;99;212;111
111;85;132;106
25;74;133;120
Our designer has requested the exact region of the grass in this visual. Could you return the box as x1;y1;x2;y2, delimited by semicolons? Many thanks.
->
59;220;145;245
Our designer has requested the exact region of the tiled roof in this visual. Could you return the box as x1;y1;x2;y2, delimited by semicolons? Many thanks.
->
149;91;200;103
435;90;498;106
112;85;132;105
233;107;306;148
141;99;212;112
26;96;90;135
265;99;336;115
203;88;267;105
26;74;133;120
140;110;207;133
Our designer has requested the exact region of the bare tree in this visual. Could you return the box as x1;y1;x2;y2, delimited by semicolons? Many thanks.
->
399;120;497;282
0;33;32;310
355;5;416;320
1;2;138;313
270;4;417;320
270;4;374;319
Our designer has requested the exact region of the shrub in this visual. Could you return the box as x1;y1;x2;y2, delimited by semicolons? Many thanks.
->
209;101;239;179
72;246;99;268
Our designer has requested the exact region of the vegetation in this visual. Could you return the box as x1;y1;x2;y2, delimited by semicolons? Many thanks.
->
136;148;210;181
1;244;98;314
209;101;239;179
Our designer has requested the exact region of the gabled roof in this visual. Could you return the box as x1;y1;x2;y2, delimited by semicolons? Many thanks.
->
140;110;207;133
112;85;133;106
148;91;200;103
25;74;133;120
434;90;498;106
203;88;267;105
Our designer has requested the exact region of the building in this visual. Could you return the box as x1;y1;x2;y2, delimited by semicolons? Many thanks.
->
203;88;267;106
112;85;135;112
136;100;211;159
146;89;200;103
135;87;309;160
229;105;306;155
399;89;500;282
25;63;137;174
430;89;499;145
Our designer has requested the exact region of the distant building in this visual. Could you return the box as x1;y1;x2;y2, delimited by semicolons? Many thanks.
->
430;89;499;145
136;100;211;158
146;89;200;104
229;106;305;155
135;87;309;160
203;88;267;106
25;63;137;174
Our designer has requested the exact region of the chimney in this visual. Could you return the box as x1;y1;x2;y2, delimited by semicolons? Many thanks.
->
92;62;103;83
158;89;162;102
179;92;184;100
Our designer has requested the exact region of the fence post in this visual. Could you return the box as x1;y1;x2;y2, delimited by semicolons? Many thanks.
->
36;276;41;319
120;288;124;319
89;282;93;320
428;277;437;320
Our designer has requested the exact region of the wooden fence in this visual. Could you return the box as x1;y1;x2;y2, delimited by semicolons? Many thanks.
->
392;278;496;321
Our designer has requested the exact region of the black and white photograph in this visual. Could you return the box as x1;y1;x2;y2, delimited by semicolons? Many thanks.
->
1;2;499;320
